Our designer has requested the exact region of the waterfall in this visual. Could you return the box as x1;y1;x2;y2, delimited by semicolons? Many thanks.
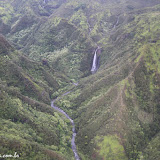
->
91;52;97;72
113;16;120;29
91;47;99;73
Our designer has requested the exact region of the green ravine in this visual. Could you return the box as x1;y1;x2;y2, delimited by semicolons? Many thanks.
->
0;0;160;159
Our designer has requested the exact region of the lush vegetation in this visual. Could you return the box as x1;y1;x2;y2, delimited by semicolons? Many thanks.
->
0;0;160;159
0;35;74;159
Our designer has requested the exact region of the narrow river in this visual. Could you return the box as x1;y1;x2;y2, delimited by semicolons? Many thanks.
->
51;99;80;160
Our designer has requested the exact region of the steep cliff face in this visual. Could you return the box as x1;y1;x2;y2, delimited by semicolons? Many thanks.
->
0;0;160;160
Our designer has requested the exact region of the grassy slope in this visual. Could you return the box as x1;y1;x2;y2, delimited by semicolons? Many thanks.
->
1;0;160;160
0;34;75;160
54;3;160;160
1;0;159;81
0;0;94;80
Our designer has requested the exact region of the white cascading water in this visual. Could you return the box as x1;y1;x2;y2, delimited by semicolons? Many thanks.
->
91;47;99;73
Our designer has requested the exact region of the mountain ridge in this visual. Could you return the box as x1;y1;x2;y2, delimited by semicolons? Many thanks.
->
0;0;160;160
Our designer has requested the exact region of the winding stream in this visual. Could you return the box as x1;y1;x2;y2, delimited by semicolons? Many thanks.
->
50;14;120;160
51;98;80;160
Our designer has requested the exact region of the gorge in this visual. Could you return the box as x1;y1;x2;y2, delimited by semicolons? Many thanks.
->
51;85;80;160
51;100;80;160
0;0;160;160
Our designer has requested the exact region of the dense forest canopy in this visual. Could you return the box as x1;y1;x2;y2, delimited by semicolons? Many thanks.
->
0;0;160;159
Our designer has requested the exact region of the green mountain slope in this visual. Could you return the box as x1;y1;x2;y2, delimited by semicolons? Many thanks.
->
53;3;160;160
0;0;160;160
0;34;75;160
